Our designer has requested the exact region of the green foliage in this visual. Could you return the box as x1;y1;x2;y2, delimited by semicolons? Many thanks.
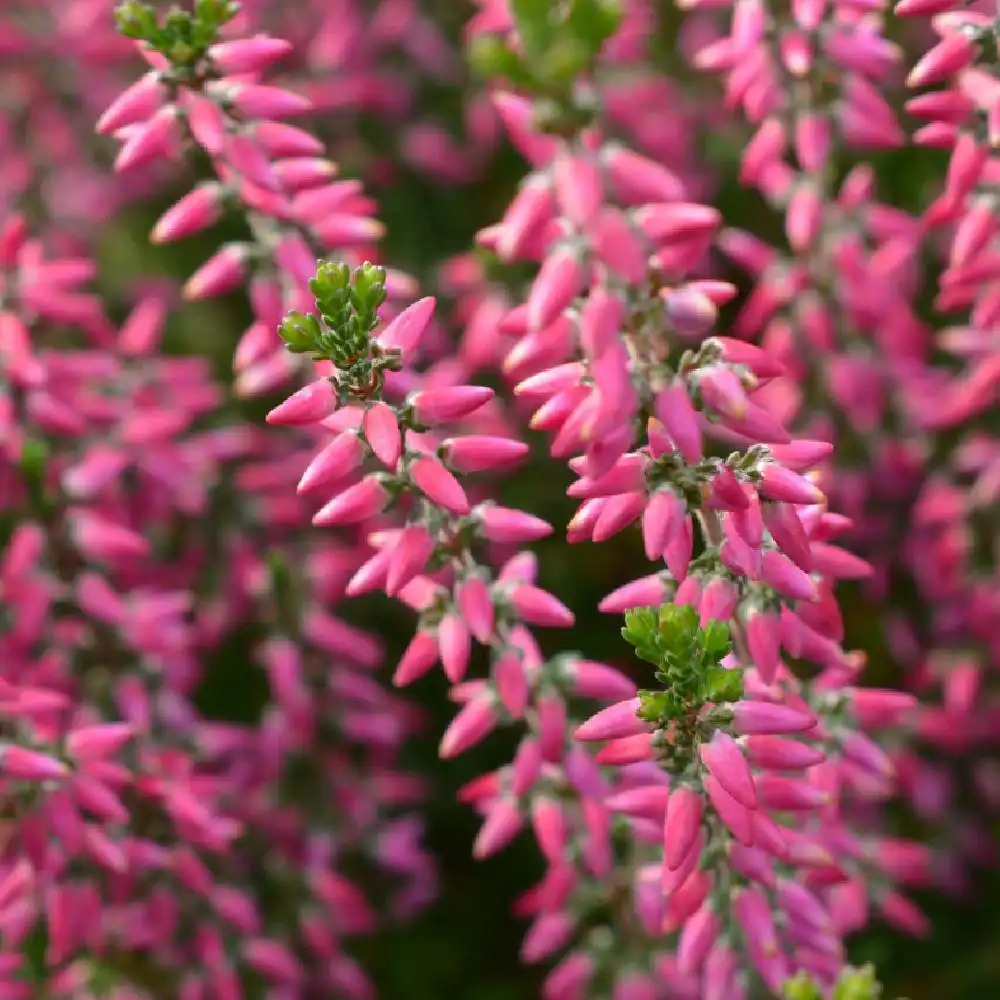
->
621;603;738;727
278;260;400;400
469;0;622;106
785;965;889;1000
114;0;240;69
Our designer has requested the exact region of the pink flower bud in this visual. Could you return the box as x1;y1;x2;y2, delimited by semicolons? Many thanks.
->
363;402;402;468
700;731;757;808
654;382;702;462
731;701;816;735
598;574;669;614
809;543;873;580
66;724;133;763
756;774;830;810
761;550;816;601
491;92;559;166
603;145;684;203
183;244;248;300
274;157;338;190
606;785;670;821
393;630;439;686
678;903;720;975
906;32;977;88
387;525;435;596
705;774;755;845
745;735;824;770
565;660;636;701
494;650;529;717
97;72;165;134
591;207;648;282
663;787;704;870
312;476;391;526
411;385;493;423
410;456;469;513
298;431;365;494
895;0;961;11
267;379;336;426
114;105;178;172
699;578;739;626
527;249;584;332
152;184;223;243
1;745;67;781
440;696;498;758
567;452;646;499
243;939;303;985
209;36;293;74
443;435;528;473
473;799;523;859
642;489;684;561
255;121;325;158
456;577;495;643
229;83;312;118
516;361;584;400
71;513;149;562
521;912;575;964
477;505;553;542
850;689;917;728
786;186;822;252
635;202;720;244
664;515;694;581
510;585;574;627
762;502;812;571
438;613;471;683
592;492;646;542
575;698;646;742
543;952;594;1000
579;288;624;358
554;152;603;226
745;609;782;684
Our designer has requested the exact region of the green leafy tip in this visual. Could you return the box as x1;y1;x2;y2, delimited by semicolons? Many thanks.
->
114;0;240;68
622;603;739;728
784;966;887;1000
278;260;398;399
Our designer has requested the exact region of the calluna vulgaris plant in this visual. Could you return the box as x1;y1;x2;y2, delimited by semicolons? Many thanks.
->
0;0;996;995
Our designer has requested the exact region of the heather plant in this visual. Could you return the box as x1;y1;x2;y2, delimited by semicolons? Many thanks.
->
0;0;997;997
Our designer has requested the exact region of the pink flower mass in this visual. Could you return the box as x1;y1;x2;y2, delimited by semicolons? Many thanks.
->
0;0;997;997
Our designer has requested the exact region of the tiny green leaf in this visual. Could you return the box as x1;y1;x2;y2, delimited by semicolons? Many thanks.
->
510;0;556;60
278;311;322;353
702;666;742;704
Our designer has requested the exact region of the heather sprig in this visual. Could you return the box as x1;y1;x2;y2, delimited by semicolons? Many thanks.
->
0;0;995;996
785;964;888;1000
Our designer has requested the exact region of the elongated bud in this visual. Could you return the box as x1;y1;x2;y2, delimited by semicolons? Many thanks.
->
184;245;249;300
152;184;224;243
266;379;336;426
700;731;757;808
97;72;164;135
208;36;293;74
476;505;553;542
1;746;67;781
114;105;178;172
312;476;390;526
440;697;498;758
731;701;816;735
410;456;469;513
411;385;494;424
442;435;529;473
663;787;703;870
228;83;313;119
364;403;402;468
575;698;647;741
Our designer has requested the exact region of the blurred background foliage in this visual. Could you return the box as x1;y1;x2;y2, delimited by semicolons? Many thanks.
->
88;6;1000;992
